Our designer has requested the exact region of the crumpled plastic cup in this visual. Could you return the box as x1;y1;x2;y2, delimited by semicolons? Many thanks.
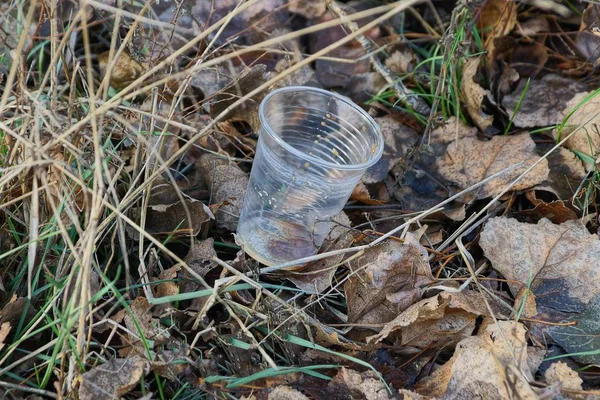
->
237;86;383;266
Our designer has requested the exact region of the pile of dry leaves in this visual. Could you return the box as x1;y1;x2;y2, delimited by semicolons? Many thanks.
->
1;0;600;399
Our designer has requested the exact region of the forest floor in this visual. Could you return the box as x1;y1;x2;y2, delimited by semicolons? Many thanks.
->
1;0;600;399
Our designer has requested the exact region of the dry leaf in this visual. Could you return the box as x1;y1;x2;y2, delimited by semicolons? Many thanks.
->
344;234;433;326
367;291;503;346
576;3;600;65
517;190;578;224
544;361;583;391
79;356;149;400
97;51;145;90
548;293;600;365
210;64;270;132
433;119;549;200
150;344;189;380
268;385;310;400
327;368;394;400
288;0;327;19
536;146;586;200
127;197;211;240
363;115;419;184
480;217;600;313
503;75;587;128
414;321;538;399
287;212;354;293
478;0;517;39
0;322;11;352
462;57;494;133
556;91;600;170
119;297;167;357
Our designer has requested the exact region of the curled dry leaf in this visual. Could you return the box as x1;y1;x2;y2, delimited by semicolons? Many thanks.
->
576;3;600;66
97;50;145;90
517;190;578;224
433;119;549;200
548;293;600;365
503;74;587;128
367;291;505;346
286;212;354;294
126;197;211;240
0;322;10;352
78;356;149;400
556;91;600;170
478;0;517;39
480;217;600;313
462;57;494;133
413;321;539;399
344;233;433;326
116;297;167;357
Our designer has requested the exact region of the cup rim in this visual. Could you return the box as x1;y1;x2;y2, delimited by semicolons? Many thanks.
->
258;86;384;171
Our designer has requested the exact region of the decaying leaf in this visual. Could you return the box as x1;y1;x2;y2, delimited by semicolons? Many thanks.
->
117;297;168;357
556;91;600;170
548;293;600;365
0;322;11;352
363;115;419;184
367;291;505;346
517;190;578;224
478;0;517;39
544;361;583;391
79;356;149;400
413;321;540;399
267;385;310;399
480;217;600;313
286;212;354;294
326;368;394;400
576;3;600;66
433;119;549;200
462;57;494;133
210;64;270;132
127;197;211;240
536;146;586;200
288;0;327;19
503;75;587;128
98;50;145;90
344;234;433;326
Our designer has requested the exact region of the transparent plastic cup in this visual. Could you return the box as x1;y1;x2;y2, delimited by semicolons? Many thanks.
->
236;86;383;266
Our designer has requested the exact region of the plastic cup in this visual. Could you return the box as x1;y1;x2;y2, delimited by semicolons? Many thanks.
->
236;86;383;266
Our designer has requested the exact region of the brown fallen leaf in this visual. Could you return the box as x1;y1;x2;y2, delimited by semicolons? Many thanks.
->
516;190;578;224
555;91;600;170
117;297;167;357
367;291;505;346
97;50;145;90
327;368;394;400
350;182;384;205
536;146;586;200
267;385;310;399
363;115;419;184
210;64;270;133
344;233;433;326
576;3;600;66
544;361;583;392
413;321;540;399
78;356;149;400
0;322;11;352
433;118;549;200
503;74;587;128
286;212;354;294
288;0;327;19
126;197;211;240
462;57;494;133
478;0;517;40
480;217;600;313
